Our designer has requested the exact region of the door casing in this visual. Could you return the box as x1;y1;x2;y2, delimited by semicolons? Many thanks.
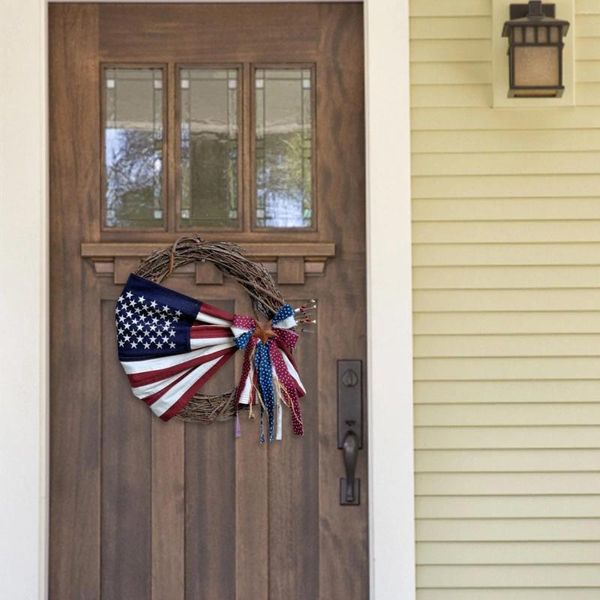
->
0;1;414;599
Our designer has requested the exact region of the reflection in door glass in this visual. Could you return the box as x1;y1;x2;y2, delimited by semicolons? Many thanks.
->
179;68;239;229
103;67;164;229
255;68;313;229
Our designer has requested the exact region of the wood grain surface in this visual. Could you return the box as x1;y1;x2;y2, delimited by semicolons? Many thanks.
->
50;4;366;599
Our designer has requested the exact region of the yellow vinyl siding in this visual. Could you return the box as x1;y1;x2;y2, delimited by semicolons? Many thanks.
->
411;0;600;597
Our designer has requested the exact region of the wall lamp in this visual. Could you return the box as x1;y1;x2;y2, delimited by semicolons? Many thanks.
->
502;0;570;98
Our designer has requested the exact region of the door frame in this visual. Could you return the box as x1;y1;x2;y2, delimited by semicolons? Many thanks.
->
0;1;414;598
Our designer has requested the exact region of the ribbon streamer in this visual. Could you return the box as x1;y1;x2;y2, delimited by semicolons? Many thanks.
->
232;304;306;441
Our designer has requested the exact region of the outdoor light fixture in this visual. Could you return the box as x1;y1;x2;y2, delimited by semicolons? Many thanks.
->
502;1;570;98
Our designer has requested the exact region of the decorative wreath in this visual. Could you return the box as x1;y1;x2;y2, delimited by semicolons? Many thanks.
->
115;235;314;442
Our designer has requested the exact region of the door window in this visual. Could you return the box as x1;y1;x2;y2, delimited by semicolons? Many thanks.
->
103;67;165;229
178;67;240;230
254;67;314;229
101;64;315;232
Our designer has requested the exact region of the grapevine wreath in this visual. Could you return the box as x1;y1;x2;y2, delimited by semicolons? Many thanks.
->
115;235;315;442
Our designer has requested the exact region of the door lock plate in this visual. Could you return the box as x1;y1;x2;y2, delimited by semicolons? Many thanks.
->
337;360;363;449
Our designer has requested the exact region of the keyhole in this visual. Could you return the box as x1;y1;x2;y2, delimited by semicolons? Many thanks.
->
342;368;358;387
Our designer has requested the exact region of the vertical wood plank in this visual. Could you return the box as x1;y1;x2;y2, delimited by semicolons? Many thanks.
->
49;5;102;599
316;5;369;600
235;294;269;600
101;300;152;599
152;419;185;600
268;300;319;598
185;300;236;600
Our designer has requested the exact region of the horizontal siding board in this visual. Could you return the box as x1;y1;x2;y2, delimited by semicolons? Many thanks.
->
416;518;600;541
410;17;491;40
414;356;600;380
415;472;600;495
413;221;600;243
412;107;600;130
575;38;600;60
411;40;491;62
413;289;600;312
413;242;600;265
574;82;600;105
409;0;491;18
411;62;491;85
412;175;600;199
576;61;600;81
418;540;600;564
576;15;600;37
413;312;600;334
415;404;600;426
413;199;600;218
414;380;600;404
411;84;491;107
412;153;600;176
577;0;600;15
413;265;600;290
416;495;600;518
415;427;600;449
415;450;600;473
417;591;600;600
414;334;600;357
417;564;600;588
412;129;600;153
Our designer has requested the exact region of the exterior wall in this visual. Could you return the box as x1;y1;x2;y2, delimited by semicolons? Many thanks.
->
411;0;600;598
0;2;416;600
0;1;48;599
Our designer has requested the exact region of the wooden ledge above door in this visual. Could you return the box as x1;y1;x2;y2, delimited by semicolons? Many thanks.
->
81;241;336;285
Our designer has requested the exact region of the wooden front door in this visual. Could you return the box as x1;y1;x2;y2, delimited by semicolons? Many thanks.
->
49;4;366;599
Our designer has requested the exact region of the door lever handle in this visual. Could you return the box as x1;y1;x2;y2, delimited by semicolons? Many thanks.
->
338;360;362;505
341;430;359;504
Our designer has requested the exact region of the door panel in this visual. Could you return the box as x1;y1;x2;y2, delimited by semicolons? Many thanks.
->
50;4;366;599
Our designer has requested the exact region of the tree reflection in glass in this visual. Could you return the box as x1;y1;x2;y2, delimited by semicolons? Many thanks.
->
104;68;164;229
255;68;313;229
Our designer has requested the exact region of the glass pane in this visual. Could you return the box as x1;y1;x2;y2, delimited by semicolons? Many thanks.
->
514;46;559;87
179;68;239;229
104;67;164;229
513;27;523;43
255;68;313;229
525;26;535;43
537;27;548;43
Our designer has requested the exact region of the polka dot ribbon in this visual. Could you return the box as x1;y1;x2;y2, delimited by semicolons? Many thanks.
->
232;304;305;442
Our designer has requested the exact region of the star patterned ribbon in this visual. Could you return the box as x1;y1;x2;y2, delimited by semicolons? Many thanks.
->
232;304;306;442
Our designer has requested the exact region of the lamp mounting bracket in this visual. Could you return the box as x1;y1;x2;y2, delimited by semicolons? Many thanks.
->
509;3;555;19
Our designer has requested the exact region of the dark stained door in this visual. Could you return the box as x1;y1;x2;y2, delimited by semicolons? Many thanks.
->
49;4;366;599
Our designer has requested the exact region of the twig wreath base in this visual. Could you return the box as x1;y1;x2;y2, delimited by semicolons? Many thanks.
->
134;235;285;424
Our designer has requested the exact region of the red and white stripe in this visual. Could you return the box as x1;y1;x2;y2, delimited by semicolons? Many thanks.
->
119;302;237;420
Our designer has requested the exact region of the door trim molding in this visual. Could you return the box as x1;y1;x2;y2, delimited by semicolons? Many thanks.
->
0;1;415;598
0;2;49;599
365;1;415;598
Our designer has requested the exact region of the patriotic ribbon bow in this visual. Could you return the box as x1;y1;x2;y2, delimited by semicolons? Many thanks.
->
232;305;305;441
115;274;306;440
